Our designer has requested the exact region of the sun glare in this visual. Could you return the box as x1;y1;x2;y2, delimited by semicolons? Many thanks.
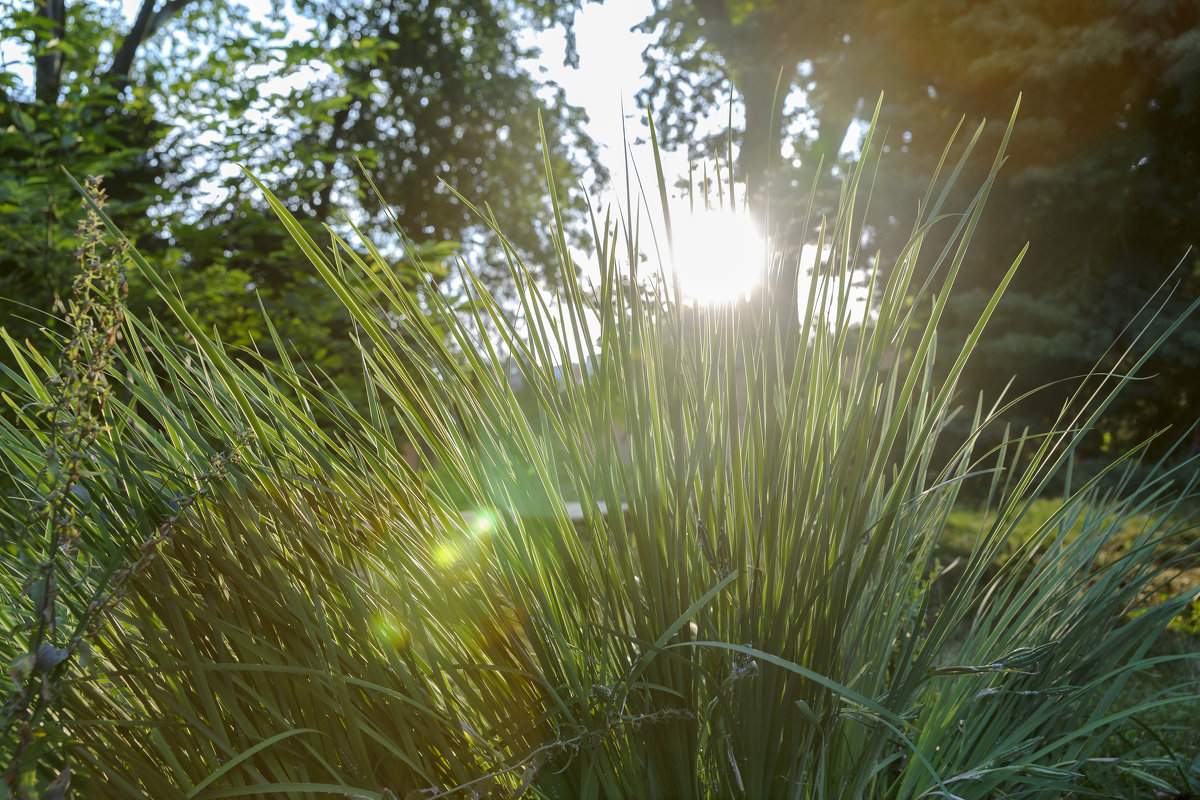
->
669;209;766;305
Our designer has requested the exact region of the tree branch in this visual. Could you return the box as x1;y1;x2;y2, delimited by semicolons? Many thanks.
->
105;0;199;89
148;0;197;38
105;0;156;87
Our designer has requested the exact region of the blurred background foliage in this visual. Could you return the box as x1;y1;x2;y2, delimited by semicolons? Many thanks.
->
2;0;1199;470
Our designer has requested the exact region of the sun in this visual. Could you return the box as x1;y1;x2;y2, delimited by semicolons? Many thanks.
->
668;208;766;305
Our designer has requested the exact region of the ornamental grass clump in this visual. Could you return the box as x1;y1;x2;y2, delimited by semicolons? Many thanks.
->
3;110;1198;798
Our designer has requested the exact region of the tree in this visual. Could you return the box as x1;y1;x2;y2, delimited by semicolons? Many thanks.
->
3;0;605;401
635;0;872;341
0;0;282;350
637;0;1200;461
156;0;605;307
850;0;1200;460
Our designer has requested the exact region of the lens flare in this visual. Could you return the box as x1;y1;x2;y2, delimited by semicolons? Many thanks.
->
432;542;459;568
370;611;411;648
464;509;497;538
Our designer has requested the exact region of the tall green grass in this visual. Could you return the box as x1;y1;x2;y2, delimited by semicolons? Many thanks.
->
3;110;1199;798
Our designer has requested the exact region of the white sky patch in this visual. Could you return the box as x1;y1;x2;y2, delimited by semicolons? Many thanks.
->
793;246;873;328
0;33;31;87
524;1;659;165
244;59;331;96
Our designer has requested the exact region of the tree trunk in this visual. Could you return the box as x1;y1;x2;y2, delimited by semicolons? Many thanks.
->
107;0;198;90
740;62;788;219
33;0;65;105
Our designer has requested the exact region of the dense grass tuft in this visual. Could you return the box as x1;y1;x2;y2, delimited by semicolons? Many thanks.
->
2;114;1199;799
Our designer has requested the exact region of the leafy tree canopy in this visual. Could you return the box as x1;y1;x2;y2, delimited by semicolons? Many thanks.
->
166;0;606;289
2;0;604;401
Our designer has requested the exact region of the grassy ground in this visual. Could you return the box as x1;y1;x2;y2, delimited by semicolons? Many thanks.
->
940;497;1200;627
940;497;1200;798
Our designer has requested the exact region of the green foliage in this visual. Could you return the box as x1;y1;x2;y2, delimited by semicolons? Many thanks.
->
0;111;1197;798
0;178;247;798
1;0;604;409
190;0;605;290
1090;634;1200;797
1;77;163;350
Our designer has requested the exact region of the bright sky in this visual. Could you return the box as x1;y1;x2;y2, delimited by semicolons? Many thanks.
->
525;2;767;304
528;1;662;168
